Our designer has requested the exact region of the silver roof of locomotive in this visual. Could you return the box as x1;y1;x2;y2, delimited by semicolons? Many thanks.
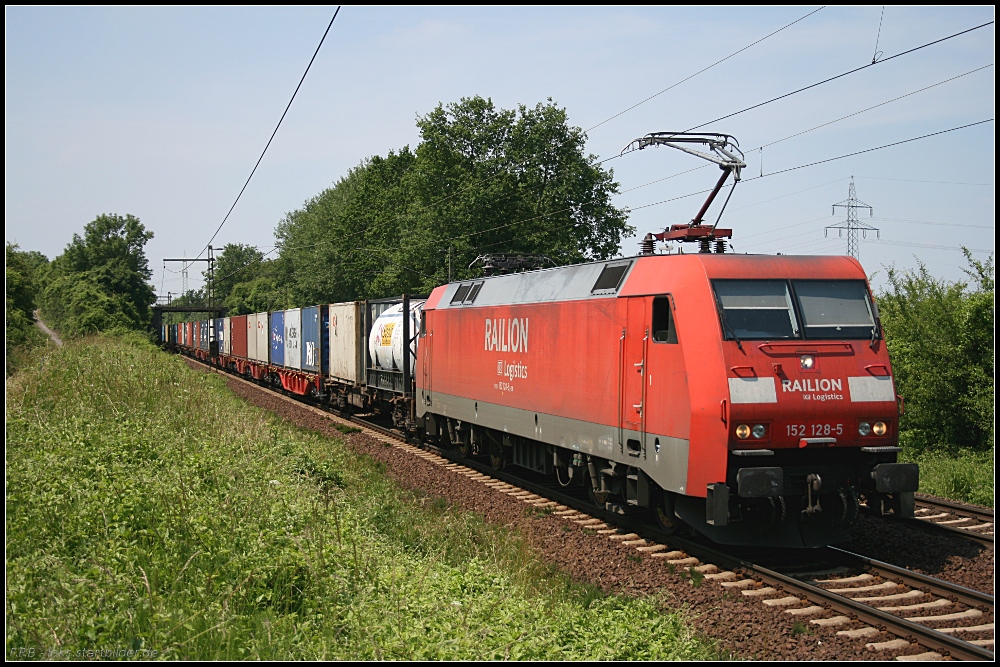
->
435;257;638;309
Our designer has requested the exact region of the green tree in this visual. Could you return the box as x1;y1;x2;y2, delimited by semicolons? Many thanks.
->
224;272;292;315
270;96;631;305
877;250;994;451
208;243;266;305
6;243;50;368
38;214;156;336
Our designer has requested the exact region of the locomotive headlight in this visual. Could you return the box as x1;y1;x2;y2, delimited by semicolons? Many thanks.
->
752;424;766;439
736;424;751;439
873;421;887;436
858;421;871;436
799;354;815;370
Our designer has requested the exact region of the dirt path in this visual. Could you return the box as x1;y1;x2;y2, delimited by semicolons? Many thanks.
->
33;310;63;347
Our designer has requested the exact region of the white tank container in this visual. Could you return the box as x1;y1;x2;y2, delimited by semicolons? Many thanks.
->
284;308;302;369
368;301;424;375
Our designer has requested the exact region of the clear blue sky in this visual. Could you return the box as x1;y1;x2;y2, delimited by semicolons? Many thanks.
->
5;6;994;295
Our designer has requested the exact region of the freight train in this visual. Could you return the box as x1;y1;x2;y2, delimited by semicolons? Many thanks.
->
165;242;917;548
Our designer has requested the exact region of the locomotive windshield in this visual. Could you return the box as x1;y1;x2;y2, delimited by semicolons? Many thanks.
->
713;280;799;340
792;280;876;339
713;279;877;341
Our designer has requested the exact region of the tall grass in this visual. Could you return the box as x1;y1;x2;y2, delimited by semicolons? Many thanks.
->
901;446;995;507
6;334;716;659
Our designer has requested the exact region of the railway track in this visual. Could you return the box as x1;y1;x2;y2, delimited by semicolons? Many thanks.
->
904;495;995;546
185;355;994;660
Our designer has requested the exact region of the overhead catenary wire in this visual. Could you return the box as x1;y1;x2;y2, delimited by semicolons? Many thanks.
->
746;63;993;154
193;15;993;279
745;118;994;180
582;6;825;135
619;62;992;197
320;9;824;244
183;7;341;272
623;117;994;212
674;20;994;137
196;20;995;288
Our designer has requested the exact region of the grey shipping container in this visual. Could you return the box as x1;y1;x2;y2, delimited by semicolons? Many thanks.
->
328;301;364;384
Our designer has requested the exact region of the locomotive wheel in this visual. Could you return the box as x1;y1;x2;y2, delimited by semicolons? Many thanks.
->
654;489;683;534
488;439;506;471
455;425;472;458
587;483;609;508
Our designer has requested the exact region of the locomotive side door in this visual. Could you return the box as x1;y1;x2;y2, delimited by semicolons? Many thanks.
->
621;297;648;457
420;311;432;407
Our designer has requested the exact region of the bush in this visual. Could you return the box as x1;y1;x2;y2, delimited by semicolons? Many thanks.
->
877;251;994;452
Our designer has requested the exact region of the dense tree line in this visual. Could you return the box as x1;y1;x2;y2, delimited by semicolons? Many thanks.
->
876;251;994;452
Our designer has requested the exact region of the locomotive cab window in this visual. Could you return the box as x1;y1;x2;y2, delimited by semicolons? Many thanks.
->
652;296;677;343
792;280;876;340
713;280;799;340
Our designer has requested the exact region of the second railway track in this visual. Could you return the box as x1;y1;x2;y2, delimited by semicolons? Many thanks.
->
904;495;995;546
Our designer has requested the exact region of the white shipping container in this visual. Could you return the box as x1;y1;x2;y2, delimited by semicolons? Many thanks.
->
254;313;269;363
328;301;364;384
284;308;302;369
247;314;257;360
223;318;232;355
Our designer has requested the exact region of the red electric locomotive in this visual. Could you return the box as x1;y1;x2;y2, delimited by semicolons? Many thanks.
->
417;251;915;547
416;132;916;547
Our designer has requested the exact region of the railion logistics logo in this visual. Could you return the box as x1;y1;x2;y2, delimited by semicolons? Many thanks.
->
486;317;529;394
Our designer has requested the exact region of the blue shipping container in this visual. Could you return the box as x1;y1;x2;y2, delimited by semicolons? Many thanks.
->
200;320;210;351
302;306;321;372
270;311;285;366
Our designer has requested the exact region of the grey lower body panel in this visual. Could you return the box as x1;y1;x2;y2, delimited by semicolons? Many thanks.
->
419;389;690;494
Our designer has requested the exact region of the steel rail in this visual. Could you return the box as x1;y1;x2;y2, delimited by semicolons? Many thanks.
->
826;546;994;610
917;494;994;520
180;352;993;660
902;515;995;546
893;495;996;547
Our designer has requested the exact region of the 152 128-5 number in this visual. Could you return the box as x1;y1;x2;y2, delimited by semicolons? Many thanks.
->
787;423;843;437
